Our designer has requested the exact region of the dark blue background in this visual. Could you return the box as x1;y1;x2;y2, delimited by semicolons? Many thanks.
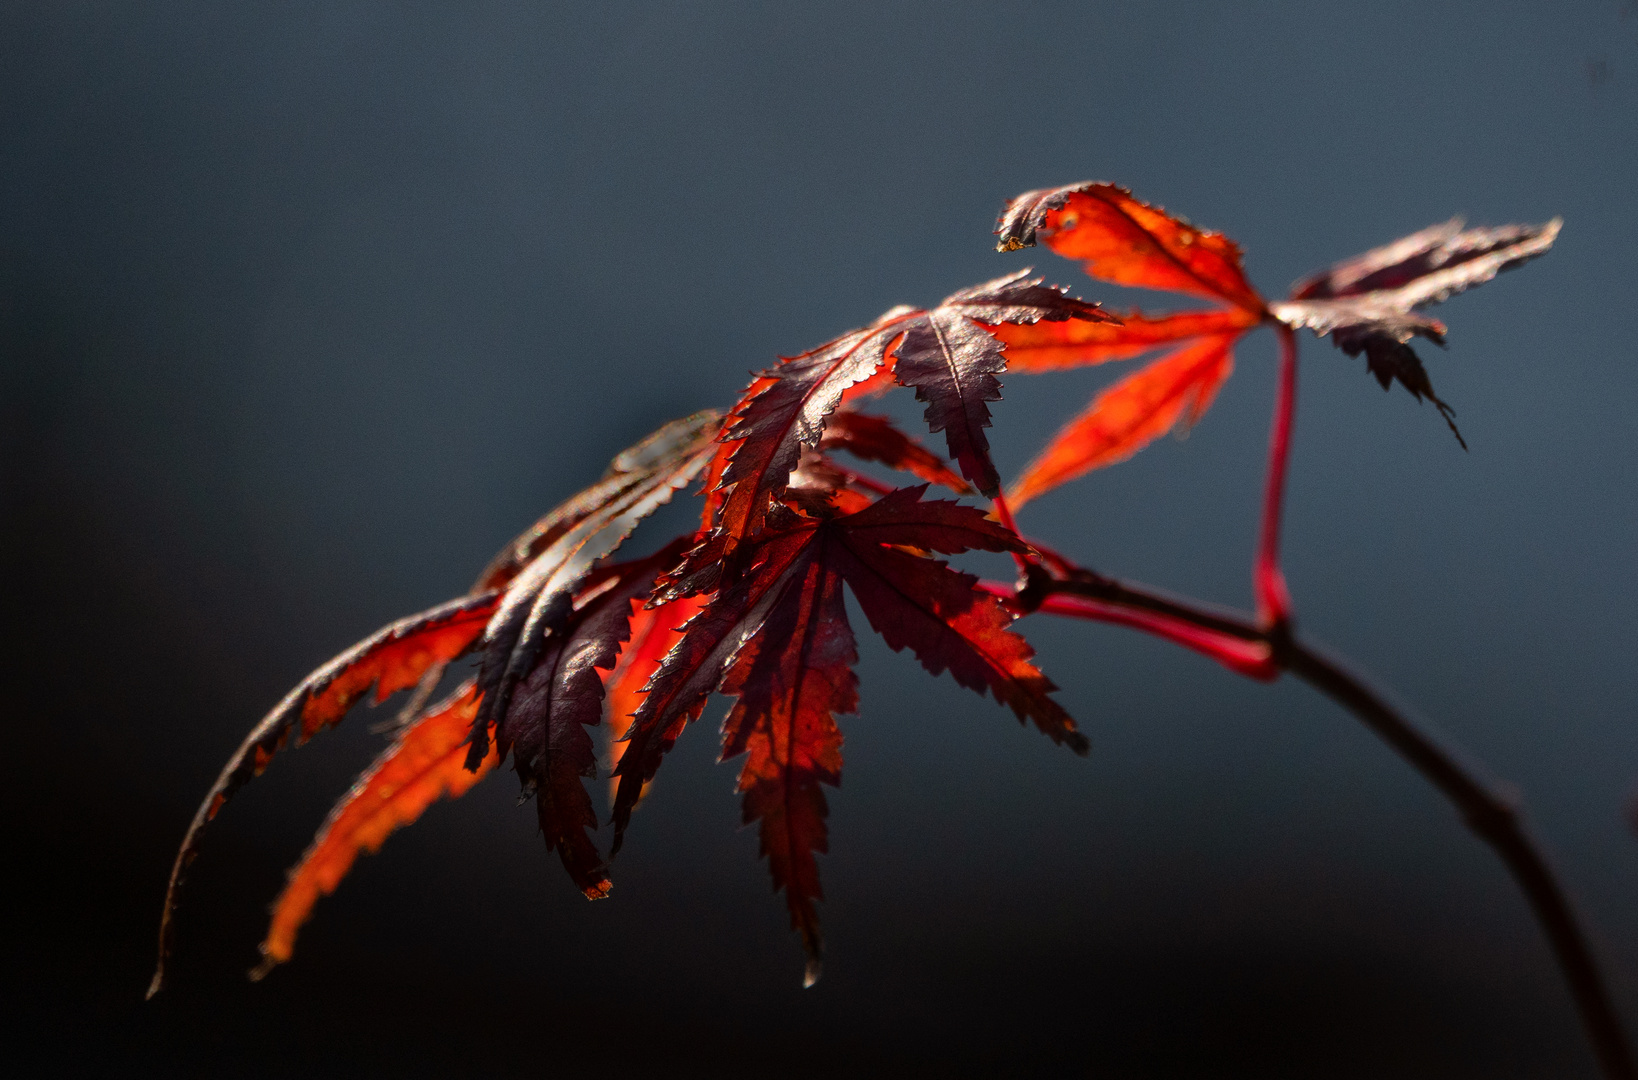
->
4;3;1636;1076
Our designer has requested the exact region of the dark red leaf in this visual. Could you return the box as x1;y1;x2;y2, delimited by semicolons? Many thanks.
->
475;410;722;591
1287;217;1561;304
613;522;823;848
667;277;1108;600
1272;217;1560;446
497;545;687;898
466;412;721;768
894;270;1112;498
719;541;857;986
834;483;1025;556
832;532;1086;754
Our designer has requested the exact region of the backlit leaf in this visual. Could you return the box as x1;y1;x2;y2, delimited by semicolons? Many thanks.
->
997;182;1264;312
256;681;495;975
1009;335;1237;507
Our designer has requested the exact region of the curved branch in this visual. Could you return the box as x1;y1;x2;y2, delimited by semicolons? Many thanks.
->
989;569;1636;1080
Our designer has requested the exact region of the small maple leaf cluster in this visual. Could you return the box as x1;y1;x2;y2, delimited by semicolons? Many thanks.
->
151;181;1557;996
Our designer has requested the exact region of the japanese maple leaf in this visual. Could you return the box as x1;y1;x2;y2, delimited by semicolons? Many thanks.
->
149;412;720;997
493;542;692;899
992;181;1560;505
254;679;495;976
664;271;1111;597
612;485;1087;980
1270;216;1561;447
992;182;1267;506
463;410;721;767
250;546;685;977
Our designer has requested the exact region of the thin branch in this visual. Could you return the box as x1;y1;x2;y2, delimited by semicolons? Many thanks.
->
989;568;1636;1080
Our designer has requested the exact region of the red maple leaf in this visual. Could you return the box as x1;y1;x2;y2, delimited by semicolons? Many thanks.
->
613;486;1084;979
993;182;1560;505
150;412;721;995
1271;217;1561;447
664;270;1111;598
992;182;1267;506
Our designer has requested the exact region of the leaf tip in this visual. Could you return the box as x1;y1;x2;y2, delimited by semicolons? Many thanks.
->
802;957;824;988
1065;729;1091;757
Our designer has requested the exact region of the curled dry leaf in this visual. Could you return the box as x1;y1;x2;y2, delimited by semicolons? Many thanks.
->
996;181;1264;311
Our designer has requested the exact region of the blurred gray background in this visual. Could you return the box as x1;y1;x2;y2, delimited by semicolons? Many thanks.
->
3;2;1636;1076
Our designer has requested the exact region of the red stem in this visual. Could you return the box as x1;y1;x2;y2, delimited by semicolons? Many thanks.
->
991;492;1033;577
1255;324;1298;630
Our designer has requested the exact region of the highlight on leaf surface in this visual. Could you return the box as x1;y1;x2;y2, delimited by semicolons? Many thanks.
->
257;681;495;976
464;411;721;768
496;545;688;898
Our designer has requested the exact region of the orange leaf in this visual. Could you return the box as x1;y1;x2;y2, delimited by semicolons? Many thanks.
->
993;307;1258;372
997;182;1264;312
1009;334;1238;507
257;682;496;974
603;594;705;804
